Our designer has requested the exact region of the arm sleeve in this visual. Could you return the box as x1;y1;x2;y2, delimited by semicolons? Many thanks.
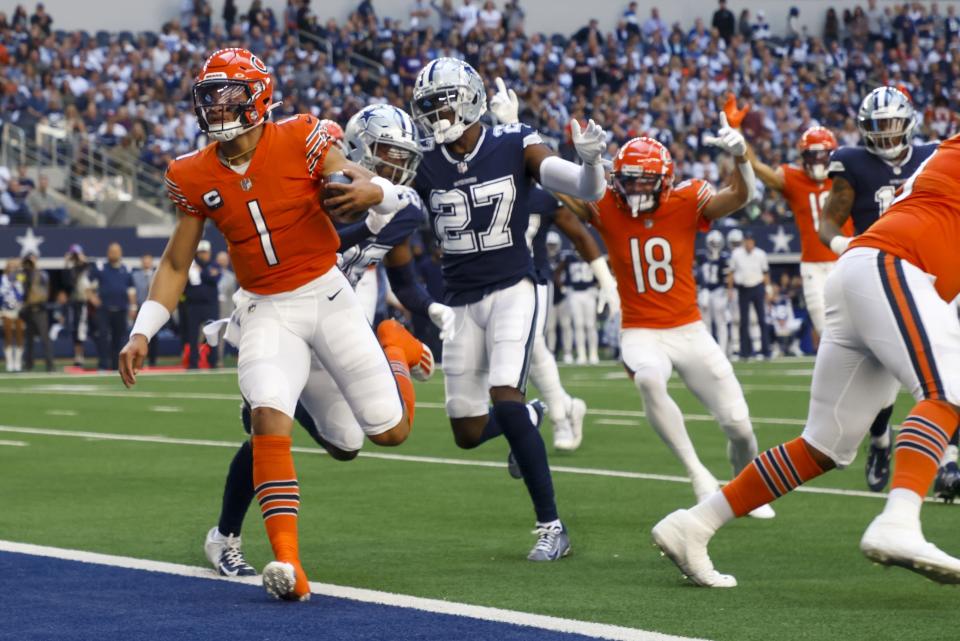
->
539;155;607;202
336;219;375;251
385;260;434;315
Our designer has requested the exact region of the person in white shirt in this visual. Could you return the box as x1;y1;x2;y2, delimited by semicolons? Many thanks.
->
457;0;479;35
727;233;770;359
478;0;501;31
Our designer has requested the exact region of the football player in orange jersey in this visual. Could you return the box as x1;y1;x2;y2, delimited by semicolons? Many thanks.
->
652;134;960;587
560;124;774;517
118;49;421;601
742;124;853;347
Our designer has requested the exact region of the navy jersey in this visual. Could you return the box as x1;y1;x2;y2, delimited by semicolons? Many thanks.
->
525;185;561;284
697;251;729;291
827;142;939;234
338;187;425;287
415;123;542;305
561;251;596;292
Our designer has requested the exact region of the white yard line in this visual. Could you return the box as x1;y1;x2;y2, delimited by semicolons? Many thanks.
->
0;424;907;501
0;540;706;641
0;439;27;447
0;387;809;427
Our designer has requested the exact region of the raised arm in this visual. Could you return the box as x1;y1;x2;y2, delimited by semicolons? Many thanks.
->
119;212;205;387
700;113;756;220
745;143;785;192
819;175;855;254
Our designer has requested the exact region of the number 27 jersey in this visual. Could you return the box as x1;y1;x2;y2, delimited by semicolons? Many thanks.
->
591;179;714;329
415;124;541;305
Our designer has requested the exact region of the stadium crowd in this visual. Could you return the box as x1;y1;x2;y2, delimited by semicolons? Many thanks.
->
1;0;959;226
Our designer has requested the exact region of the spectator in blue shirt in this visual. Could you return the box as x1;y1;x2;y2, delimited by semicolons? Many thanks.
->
90;243;136;371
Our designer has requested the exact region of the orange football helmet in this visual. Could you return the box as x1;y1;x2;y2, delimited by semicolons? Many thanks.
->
612;137;675;215
798;126;837;182
319;119;345;153
193;48;276;142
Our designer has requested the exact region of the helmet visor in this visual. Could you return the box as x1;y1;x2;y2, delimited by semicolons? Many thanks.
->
858;116;910;153
369;140;423;186
412;88;460;125
194;80;254;130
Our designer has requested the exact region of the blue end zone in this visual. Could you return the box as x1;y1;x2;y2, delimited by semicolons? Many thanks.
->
0;551;604;641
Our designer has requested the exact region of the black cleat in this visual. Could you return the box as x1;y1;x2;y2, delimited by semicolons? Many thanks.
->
865;438;893;492
934;463;960;503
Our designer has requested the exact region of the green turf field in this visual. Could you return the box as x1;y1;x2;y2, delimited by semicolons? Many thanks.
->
0;360;954;641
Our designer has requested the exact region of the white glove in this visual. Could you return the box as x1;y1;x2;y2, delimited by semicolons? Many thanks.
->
570;118;606;166
489;77;519;125
703;113;747;157
829;235;852;256
428;302;456;341
589;257;620;315
598;282;620;316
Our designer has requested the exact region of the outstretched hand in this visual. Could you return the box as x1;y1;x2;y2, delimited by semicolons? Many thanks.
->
722;93;750;129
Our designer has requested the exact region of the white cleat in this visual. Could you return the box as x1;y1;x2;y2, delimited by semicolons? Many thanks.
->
553;418;574;450
690;469;721;503
861;515;960;584
204;526;257;577
748;504;776;519
262;561;311;601
652;509;737;588
556;398;587;451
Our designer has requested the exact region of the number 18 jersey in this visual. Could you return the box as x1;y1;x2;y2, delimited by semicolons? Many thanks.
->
415;124;542;305
590;180;713;329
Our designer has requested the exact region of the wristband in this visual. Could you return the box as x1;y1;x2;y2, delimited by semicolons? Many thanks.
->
130;300;170;341
369;176;405;216
829;235;852;256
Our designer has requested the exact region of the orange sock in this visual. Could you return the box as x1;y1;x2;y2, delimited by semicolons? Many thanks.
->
891;400;960;497
721;437;826;517
384;345;416;427
252;434;309;596
377;319;422;368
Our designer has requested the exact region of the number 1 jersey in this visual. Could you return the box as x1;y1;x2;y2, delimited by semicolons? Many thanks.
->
590;180;713;329
415;124;542;305
164;114;339;295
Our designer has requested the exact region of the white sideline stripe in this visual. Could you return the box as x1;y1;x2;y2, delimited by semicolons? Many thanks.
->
0;387;809;428
0;439;27;447
0;368;239;381
595;419;638;426
0;424;912;501
0;540;705;641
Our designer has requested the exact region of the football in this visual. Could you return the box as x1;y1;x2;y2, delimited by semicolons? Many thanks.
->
322;171;359;221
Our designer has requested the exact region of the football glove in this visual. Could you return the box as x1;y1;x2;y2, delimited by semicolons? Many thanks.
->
570;118;606;166
428;302;456;341
722;93;750;129
703;113;747;157
489;77;519;125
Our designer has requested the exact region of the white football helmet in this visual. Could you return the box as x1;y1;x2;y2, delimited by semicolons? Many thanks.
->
857;87;917;161
344;105;422;186
705;229;725;254
726;228;744;250
546;230;562;258
411;58;487;144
